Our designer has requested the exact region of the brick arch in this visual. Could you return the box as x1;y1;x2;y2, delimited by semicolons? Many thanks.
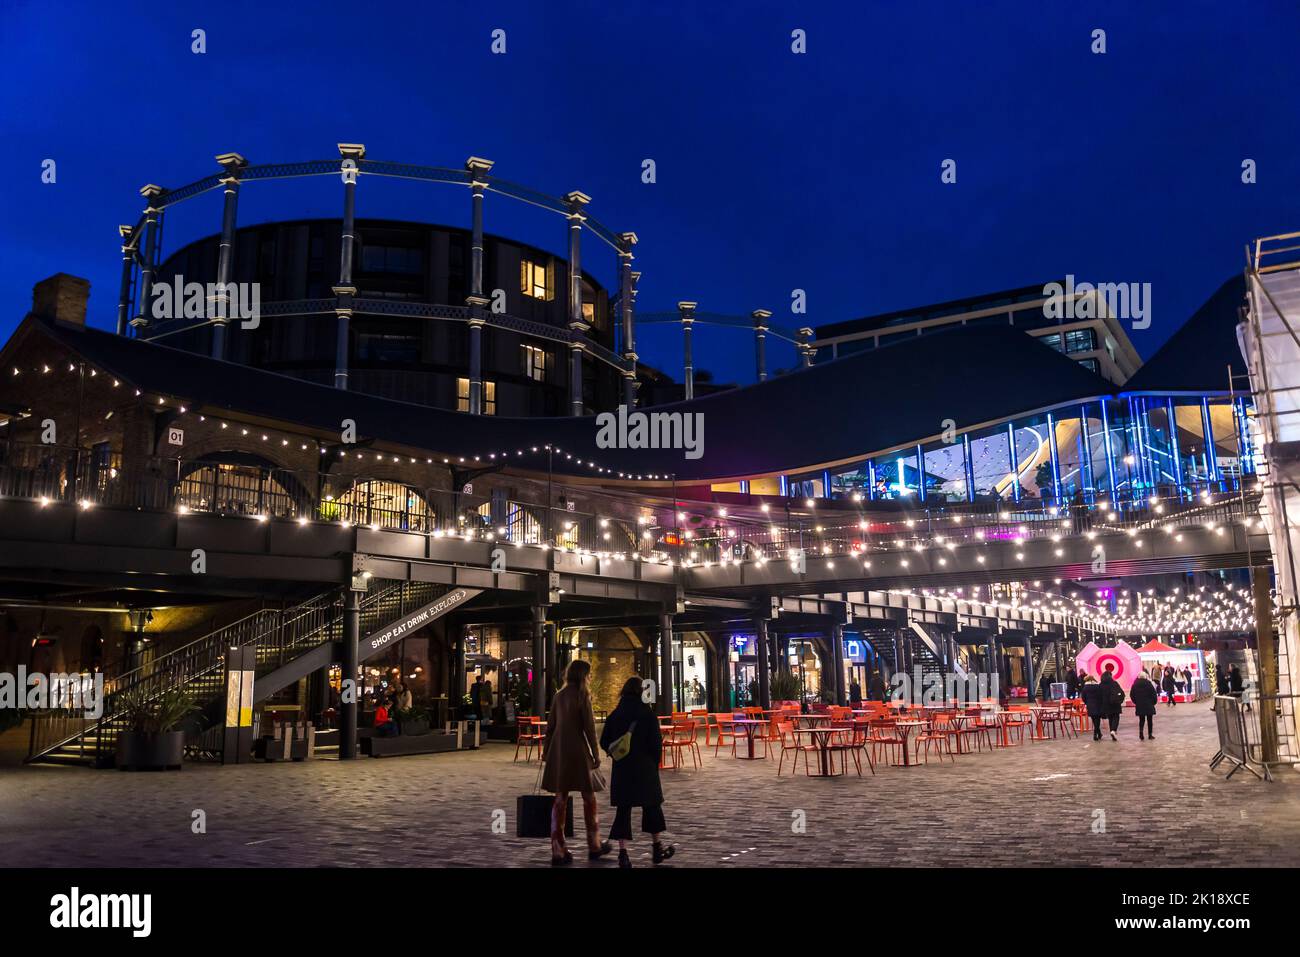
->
329;476;435;531
176;450;315;518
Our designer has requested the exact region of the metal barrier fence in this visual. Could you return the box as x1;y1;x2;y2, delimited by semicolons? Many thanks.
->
1211;692;1300;781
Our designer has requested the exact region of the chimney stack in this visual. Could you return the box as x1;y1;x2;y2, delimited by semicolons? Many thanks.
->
32;274;91;326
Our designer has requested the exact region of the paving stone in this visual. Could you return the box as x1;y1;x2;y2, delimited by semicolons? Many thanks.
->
0;701;1296;867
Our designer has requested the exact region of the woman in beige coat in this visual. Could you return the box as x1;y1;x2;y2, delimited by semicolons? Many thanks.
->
541;659;610;864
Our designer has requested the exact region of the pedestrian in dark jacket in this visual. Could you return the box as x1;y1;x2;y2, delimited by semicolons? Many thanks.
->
1065;669;1079;699
1161;667;1178;708
1099;668;1125;740
1081;680;1104;740
1215;669;1229;696
1182;668;1194;699
867;670;886;702
1130;674;1157;740
599;677;675;868
1038;672;1053;702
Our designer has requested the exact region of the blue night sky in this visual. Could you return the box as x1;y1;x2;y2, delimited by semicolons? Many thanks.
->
2;0;1298;385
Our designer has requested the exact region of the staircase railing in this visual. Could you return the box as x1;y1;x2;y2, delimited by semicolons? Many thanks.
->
27;605;286;761
27;580;440;763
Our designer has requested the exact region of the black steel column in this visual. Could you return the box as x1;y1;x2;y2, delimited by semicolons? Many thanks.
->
468;311;486;413
340;589;360;760
466;157;493;414
679;301;697;400
115;225;134;336
755;618;771;708
831;623;846;706
131;185;164;331
658;610;674;716
1022;633;1036;701
211;152;246;360
565;191;590;416
752;309;771;382
532;605;547;716
797;327;815;367
620;232;638;407
334;143;364;390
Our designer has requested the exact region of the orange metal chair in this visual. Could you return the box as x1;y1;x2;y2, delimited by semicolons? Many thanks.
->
776;720;814;776
513;716;544;763
713;714;740;756
662;721;699;770
915;712;956;763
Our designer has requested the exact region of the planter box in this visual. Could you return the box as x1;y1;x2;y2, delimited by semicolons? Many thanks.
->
399;717;431;736
362;731;460;758
116;730;185;771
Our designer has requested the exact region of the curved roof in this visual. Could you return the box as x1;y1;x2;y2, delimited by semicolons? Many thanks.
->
1122;275;1246;395
17;316;1116;484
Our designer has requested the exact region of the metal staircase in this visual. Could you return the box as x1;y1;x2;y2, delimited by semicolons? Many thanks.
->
26;580;446;767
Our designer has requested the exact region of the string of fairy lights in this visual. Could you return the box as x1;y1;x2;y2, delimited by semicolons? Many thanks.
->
889;580;1260;639
3;357;1264;597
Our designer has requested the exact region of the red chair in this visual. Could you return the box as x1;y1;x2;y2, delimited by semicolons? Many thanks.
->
831;717;874;776
713;714;740;756
869;717;905;765
776;720;816;776
513;716;544;763
662;721;700;770
915;713;956;763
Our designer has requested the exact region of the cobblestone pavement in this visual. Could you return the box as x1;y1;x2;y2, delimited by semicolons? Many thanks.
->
2;701;1297;868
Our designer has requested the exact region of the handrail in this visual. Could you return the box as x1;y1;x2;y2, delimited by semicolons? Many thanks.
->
25;580;430;762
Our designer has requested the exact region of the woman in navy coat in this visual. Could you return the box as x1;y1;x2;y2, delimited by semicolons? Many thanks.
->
599;676;677;868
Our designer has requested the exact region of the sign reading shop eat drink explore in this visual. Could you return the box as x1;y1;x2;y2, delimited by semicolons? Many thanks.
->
364;588;477;656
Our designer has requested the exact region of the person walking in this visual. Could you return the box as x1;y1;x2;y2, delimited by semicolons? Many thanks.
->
1099;665;1126;740
1065;668;1079;700
849;679;862;705
1081;674;1104;740
1161;666;1178;708
867;669;886;703
1181;667;1194;699
600;676;677;868
1038;671;1053;702
1228;664;1249;711
1130;671;1157;740
470;673;486;720
541;659;609;865
1215;667;1230;696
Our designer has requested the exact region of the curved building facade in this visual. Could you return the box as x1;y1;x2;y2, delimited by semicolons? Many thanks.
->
115;149;642;418
152;218;621;415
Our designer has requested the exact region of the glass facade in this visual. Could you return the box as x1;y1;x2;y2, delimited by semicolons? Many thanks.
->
811;394;1253;508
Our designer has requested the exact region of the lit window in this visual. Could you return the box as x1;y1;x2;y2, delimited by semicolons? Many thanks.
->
582;301;595;325
520;259;553;300
521;344;548;382
457;378;496;414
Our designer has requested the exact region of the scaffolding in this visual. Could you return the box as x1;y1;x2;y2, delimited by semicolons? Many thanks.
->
1239;232;1300;767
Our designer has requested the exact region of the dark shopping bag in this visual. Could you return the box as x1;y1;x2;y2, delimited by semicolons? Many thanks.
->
517;762;574;838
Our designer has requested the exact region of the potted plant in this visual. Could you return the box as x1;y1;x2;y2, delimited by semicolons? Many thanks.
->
115;687;194;771
769;670;801;703
397;702;431;736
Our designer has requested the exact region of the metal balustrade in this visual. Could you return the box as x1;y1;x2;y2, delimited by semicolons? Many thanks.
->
0;440;1261;573
25;579;442;764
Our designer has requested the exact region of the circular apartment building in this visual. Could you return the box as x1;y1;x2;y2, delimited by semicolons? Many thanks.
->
119;148;640;417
